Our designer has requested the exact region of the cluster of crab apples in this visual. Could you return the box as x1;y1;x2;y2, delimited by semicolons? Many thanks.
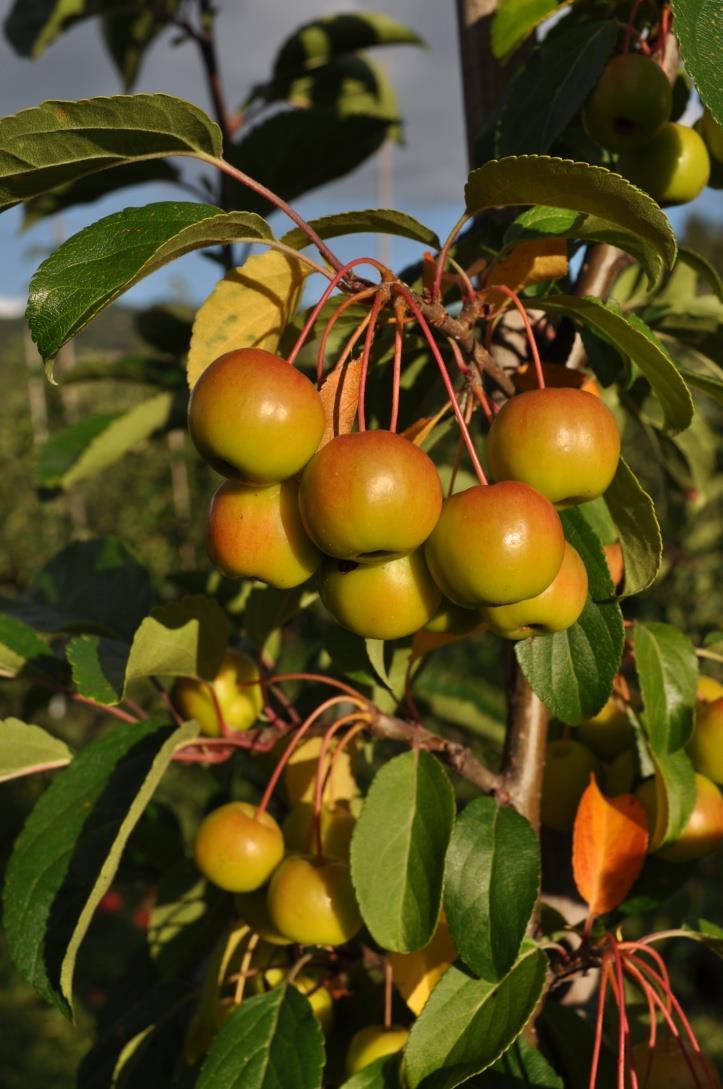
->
188;346;623;643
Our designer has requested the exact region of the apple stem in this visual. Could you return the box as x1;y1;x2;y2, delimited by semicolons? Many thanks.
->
432;212;470;303
609;936;636;1089
589;955;612;1089
260;671;367;702
233;932;260;1007
389;301;405;432
322;720;368;799
448;257;477;304
316;286;379;385
384;958;394;1028
448;337;496;424
286;258;383;369
396;285;489;486
257;694;368;817
311;711;368;861
357;290;387;432
623;0;647;55
481;284;545;390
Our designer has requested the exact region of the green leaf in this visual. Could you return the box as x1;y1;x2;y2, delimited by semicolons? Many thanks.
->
516;598;624;724
0;718;72;783
245;584;317;653
22;159;181;228
0;94;220;212
475;1038;564;1087
465;158;676;287
225;109;392;217
271;11;424;78
66;635;129;705
148;860;228;979
3;718;195;1016
444;797;540;981
195;984;325;1089
38;393;174;489
603;458;662;597
282;208;440;251
678;245;723;300
575;497;618;545
403;949;547;1089
498;22;616;157
504;204;668;289
0;613;54;676
350;751;456;952
671;0;723;125
633;621;698;753
491;0;562;59
101;3;178;91
653;749;697;845
125;596;229;687
33;537;152;640
536;296;694;432
3;0;108;57
27;202;273;367
340;1055;401;1089
559;508;613;601
677;367;723;405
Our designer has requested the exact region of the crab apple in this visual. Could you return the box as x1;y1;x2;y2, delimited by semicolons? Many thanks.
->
480;541;588;639
424;482;565;608
193;802;284;892
633;1036;721;1089
540;739;600;832
172;649;262;737
636;773;723;862
583;53;672;152
345;1026;410;1076
267;854;362;946
486;388;621;507
687;697;723;785
298;430;442;562
207;478;321;588
696;106;723;164
577;694;633;760
282;802;356;862
697;674;723;703
620;122;711;205
319;551;442;640
187;348;325;482
234;890;292;945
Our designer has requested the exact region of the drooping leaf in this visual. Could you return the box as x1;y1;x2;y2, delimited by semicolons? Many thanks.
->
559;508;613;601
37;393;175;489
26;203;273;369
677;367;723;405
22;159;181;227
319;355;362;446
195;985;325;1089
125;596;230;686
186;249;307;388
3;0;112;57
497;21;617;157
66;634;130;705
3;718;195;1016
602;458;662;597
282;208;440;251
350;750;455;952
633;621;698;753
491;0;564;59
573;776;648;920
516;598;624;724
101;2;179;91
244;583;317;652
403;949;547;1089
465;157;676;287
0;94;220;212
0;613;55;676
0;719;72;783
444;796;540;981
671;0;723;125
536;296;694;432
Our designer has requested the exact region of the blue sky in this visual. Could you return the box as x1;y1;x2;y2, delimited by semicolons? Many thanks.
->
0;0;719;315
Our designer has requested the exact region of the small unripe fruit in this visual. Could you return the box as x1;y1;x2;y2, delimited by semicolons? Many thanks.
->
696;106;723;164
267;854;362;946
620;123;711;205
687;697;723;785
172;649;262;737
208;478;321;588
487;388;621;506
319;551;442;640
345;1026;410;1076
541;739;599;832
299;430;442;562
424;600;483;635
481;541;588;639
604;749;635;796
584;54;672;152
194;802;284;892
188;348;325;482
633;1036;721;1088
425;482;565;607
636;773;723;862
578;694;633;760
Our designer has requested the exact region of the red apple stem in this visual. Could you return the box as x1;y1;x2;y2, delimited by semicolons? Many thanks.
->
205;679;233;738
619;940;673;1012
287;258;383;369
357;290;387;432
384;958;394;1028
397;285;489;486
447;338;495;424
257;694;367;817
433;212;469;302
389;301;405;432
321;719;368;801
260;671;367;702
589;956;611;1089
623;959;659;1050
311;711;369;861
607;936;635;1089
481;283;545;390
316;286;379;385
448;257;477;305
623;0;646;54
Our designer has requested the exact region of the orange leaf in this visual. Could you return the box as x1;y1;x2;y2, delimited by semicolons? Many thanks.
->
488;238;568;295
401;402;451;447
317;354;362;447
573;775;648;920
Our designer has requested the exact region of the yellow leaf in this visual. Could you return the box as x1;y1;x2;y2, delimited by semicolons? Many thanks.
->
187;250;308;388
318;355;362;447
388;917;456;1014
488;239;567;295
401;402;451;447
